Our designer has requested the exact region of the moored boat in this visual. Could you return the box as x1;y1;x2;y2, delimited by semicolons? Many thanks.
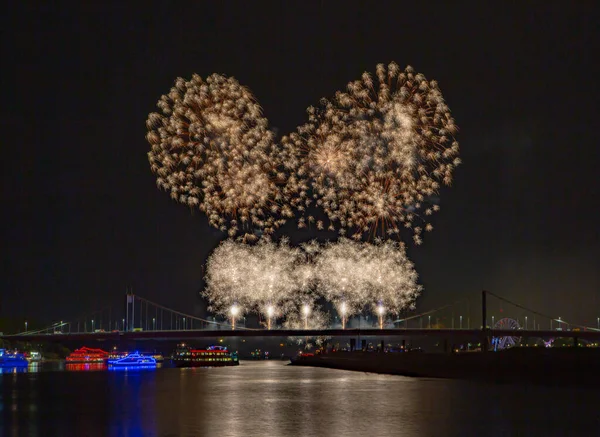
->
172;344;239;367
108;351;164;364
66;347;109;364
25;351;44;362
109;352;157;368
0;349;29;367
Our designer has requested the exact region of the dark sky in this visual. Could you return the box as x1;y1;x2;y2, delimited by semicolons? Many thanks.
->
2;2;599;327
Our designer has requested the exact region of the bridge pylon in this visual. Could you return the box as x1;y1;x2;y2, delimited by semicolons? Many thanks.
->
125;290;135;332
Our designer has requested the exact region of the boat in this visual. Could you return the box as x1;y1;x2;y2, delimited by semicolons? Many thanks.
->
152;353;164;362
0;349;29;367
66;347;109;363
109;352;157;368
172;344;239;367
25;351;44;362
108;350;164;364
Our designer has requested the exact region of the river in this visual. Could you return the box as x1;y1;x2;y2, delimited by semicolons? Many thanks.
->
1;360;598;436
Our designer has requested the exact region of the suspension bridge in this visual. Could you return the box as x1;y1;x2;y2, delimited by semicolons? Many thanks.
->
2;291;600;346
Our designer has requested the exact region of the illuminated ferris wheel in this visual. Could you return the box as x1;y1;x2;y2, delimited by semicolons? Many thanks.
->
492;318;520;351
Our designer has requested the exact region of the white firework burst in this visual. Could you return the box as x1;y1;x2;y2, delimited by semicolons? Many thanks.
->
283;62;460;243
203;238;305;328
313;238;421;321
146;74;291;237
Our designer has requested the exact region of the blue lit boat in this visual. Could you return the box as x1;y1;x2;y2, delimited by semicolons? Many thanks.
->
109;352;157;368
0;349;29;367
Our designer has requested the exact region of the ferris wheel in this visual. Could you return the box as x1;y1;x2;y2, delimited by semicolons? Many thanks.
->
492;318;520;351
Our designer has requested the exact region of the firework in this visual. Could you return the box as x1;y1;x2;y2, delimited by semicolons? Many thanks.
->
313;238;421;326
146;74;291;237
203;239;254;317
203;238;305;328
204;237;420;328
361;239;422;313
283;62;460;243
312;239;366;327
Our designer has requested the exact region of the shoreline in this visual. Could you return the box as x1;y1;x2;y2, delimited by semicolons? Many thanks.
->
290;348;600;386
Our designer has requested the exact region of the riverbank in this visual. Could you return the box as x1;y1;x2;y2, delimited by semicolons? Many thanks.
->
290;348;600;386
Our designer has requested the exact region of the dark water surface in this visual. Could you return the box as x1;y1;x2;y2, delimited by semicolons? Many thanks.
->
1;360;598;437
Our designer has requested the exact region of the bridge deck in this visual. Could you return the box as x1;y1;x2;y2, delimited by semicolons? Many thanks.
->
2;328;598;342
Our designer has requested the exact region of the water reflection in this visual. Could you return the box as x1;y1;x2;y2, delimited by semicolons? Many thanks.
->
65;363;107;372
1;360;599;436
108;363;163;372
0;366;29;374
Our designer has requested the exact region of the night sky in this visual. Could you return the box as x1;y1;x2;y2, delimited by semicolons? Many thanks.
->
2;2;599;327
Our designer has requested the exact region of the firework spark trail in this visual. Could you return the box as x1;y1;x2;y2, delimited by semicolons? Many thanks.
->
282;62;460;244
146;74;291;237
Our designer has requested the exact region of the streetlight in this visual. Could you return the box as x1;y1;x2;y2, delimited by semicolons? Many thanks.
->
428;315;431;329
267;305;274;330
92;319;95;332
183;317;186;330
25;320;28;332
153;317;156;331
597;317;599;330
122;318;125;331
60;321;63;333
459;315;463;329
525;316;528;330
302;304;310;330
230;305;239;330
377;305;385;329
340;302;347;329
491;316;495;328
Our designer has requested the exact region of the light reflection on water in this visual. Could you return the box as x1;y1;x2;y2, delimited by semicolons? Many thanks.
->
0;360;599;437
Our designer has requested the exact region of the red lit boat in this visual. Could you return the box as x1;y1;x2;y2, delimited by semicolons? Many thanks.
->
66;347;109;363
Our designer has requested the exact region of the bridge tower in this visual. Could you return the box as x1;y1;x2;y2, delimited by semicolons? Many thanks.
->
481;290;488;352
125;290;135;332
